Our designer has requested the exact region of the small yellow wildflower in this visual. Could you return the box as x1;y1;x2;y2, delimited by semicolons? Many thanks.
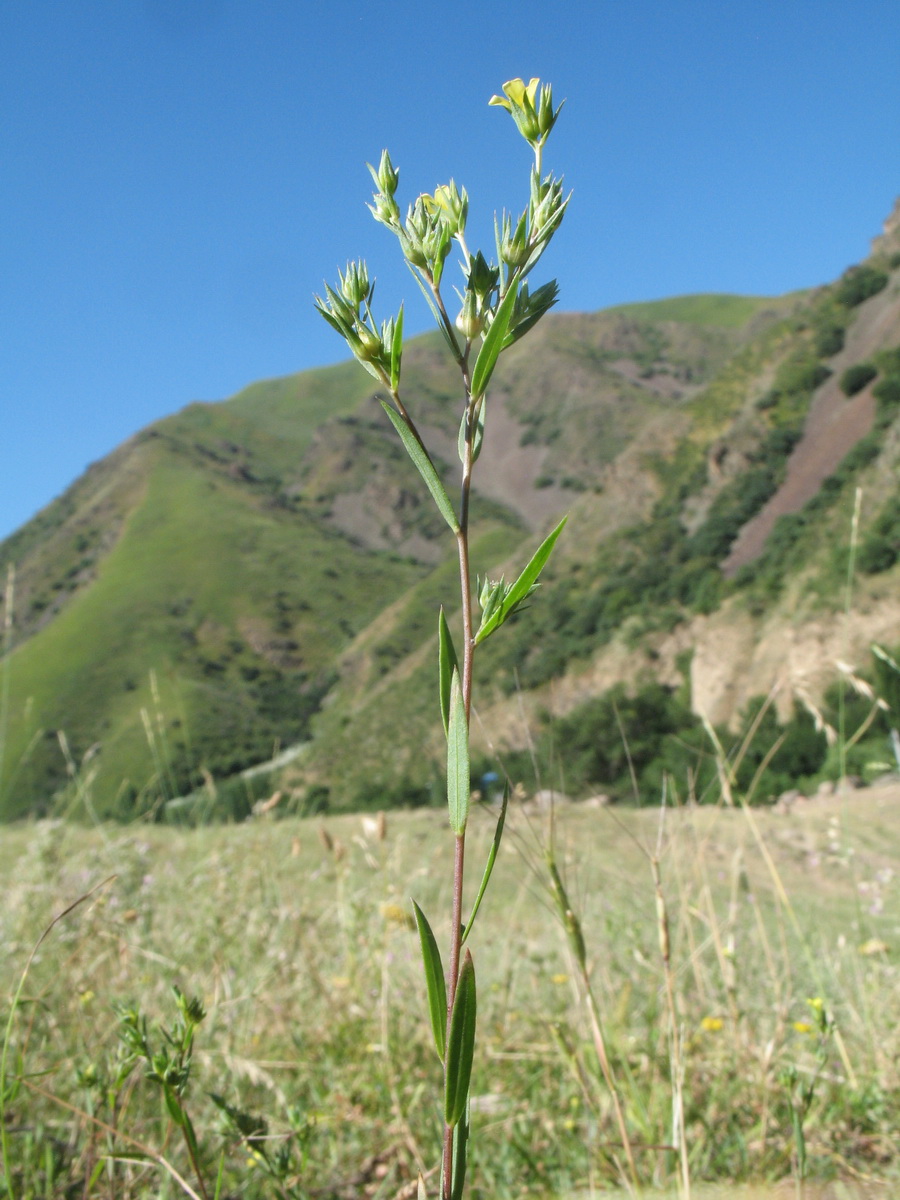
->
793;1021;813;1034
380;902;415;930
859;937;888;956
551;973;569;985
700;1016;724;1033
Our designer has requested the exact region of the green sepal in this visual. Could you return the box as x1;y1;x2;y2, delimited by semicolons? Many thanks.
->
457;398;486;465
461;784;508;946
438;609;459;738
447;669;470;835
412;900;448;1061
474;515;566;644
390;304;404;392
470;281;519;400
444;950;477;1127
380;401;460;533
431;223;452;289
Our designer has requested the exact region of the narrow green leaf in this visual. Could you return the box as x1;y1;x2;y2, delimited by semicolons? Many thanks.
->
213;1152;226;1200
470;281;519;400
181;1109;202;1166
447;670;469;836
390;304;404;392
412;900;448;1060
444;951;477;1127
457;398;486;465
449;1104;470;1200
164;1086;184;1127
474;515;567;644
438;609;459;738
461;785;509;946
87;1160;107;1193
380;401;459;533
417;1174;429;1200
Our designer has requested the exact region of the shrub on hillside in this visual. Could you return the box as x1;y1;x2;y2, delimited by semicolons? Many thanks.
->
732;697;828;800
835;264;889;308
858;493;900;575
840;362;878;396
757;349;831;421
873;375;900;418
814;320;845;357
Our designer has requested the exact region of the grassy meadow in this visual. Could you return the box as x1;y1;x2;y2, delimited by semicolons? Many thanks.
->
3;785;900;1198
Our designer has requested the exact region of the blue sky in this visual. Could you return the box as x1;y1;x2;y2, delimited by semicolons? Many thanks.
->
2;0;899;542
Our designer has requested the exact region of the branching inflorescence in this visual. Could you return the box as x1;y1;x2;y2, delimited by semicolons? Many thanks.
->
316;77;569;1200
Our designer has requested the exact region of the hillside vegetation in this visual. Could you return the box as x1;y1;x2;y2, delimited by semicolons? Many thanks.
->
2;210;900;820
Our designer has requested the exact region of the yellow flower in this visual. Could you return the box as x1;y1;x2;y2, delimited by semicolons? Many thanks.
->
551;973;570;985
489;77;540;114
380;902;415;930
793;1021;813;1034
858;937;888;956
700;1016;724;1033
489;77;562;146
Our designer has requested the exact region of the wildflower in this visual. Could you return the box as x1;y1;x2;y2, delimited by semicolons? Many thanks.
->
700;1016;724;1033
551;973;569;985
793;1021;813;1034
381;902;415;930
859;937;888;956
489;78;562;147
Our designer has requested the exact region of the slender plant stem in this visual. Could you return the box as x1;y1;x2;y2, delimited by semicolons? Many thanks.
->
441;385;477;1200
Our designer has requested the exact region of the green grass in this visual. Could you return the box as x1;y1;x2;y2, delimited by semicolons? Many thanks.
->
605;293;792;329
2;790;899;1197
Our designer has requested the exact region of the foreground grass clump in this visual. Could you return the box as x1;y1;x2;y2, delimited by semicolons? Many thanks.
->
3;793;900;1197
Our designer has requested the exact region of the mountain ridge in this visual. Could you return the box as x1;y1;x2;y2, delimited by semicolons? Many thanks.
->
2;248;899;820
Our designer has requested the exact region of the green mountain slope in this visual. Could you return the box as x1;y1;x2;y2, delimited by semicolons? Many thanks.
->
2;235;900;821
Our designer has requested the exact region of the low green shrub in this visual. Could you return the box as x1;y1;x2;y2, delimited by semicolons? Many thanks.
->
840;362;878;396
858;493;900;575
835;264;889;308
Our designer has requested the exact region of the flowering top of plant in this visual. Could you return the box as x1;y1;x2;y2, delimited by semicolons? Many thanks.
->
489;77;564;149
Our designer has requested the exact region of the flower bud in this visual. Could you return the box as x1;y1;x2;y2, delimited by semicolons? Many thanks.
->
499;210;529;269
374;149;399;196
339;260;372;309
354;325;383;362
467;251;499;301
455;291;484;339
